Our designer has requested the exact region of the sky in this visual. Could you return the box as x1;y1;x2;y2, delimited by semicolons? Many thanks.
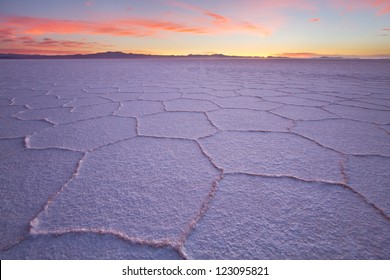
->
0;0;389;57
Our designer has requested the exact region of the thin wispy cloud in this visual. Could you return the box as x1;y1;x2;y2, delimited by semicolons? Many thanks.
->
167;0;230;24
85;0;95;7
331;0;390;15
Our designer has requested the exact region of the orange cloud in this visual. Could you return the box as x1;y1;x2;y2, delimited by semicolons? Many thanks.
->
3;16;94;35
0;24;112;54
0;13;272;38
0;15;212;37
309;18;320;22
117;18;209;34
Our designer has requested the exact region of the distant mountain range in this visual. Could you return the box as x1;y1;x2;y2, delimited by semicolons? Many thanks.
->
0;51;259;59
0;51;369;59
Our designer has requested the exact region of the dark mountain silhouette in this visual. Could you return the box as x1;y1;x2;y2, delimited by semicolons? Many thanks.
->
0;51;372;59
0;51;155;59
0;51;261;59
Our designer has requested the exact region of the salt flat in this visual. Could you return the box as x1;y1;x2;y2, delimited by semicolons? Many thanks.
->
0;58;389;259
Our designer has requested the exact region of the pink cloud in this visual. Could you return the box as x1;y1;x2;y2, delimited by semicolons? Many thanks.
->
0;48;97;55
85;0;95;7
383;28;390;31
167;0;273;35
237;0;317;12
168;0;230;24
2;16;94;35
203;11;229;24
1;0;325;55
0;23;112;54
12;35;111;49
0;15;211;37
309;18;320;22
331;0;390;15
0;13;272;37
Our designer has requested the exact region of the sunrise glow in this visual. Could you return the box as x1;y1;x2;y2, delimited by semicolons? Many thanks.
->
0;0;389;57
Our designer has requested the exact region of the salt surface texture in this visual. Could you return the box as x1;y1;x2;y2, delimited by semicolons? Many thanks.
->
0;59;389;259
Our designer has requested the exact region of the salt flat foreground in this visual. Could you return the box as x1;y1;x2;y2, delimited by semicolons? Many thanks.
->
0;59;389;259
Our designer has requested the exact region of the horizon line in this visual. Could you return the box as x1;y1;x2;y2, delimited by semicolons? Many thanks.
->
1;51;390;59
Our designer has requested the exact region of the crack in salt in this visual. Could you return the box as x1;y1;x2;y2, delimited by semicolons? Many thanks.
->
290;130;389;157
27;228;184;259
171;140;225;258
179;172;224;243
24;135;31;149
0;235;28;251
134;117;140;136
228;171;345;186
87;135;138;153
0;149;84;252
376;124;390;136
29;152;87;230
339;154;349;185
228;171;390;222
203;112;221;131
